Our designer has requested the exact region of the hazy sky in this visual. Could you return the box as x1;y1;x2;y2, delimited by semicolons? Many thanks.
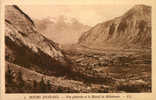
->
19;0;151;26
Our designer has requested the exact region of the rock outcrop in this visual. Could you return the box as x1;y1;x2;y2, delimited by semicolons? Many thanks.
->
79;5;151;49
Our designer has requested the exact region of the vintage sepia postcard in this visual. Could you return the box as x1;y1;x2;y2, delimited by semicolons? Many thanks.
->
0;0;156;100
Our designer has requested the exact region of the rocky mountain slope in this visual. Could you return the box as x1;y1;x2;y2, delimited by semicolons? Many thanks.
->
79;5;151;49
5;5;72;77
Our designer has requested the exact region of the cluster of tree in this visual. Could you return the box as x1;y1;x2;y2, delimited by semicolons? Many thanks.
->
5;67;52;93
5;67;26;93
32;77;52;93
5;66;77;93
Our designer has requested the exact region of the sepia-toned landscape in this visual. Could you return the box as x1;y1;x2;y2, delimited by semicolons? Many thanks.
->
5;4;151;93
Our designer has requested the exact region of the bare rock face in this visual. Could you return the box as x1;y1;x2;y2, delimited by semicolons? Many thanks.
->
79;5;151;49
5;5;71;75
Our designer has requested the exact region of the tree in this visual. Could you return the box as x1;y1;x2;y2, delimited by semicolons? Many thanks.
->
33;80;37;88
47;80;51;90
39;77;46;92
17;71;25;88
57;86;62;93
32;80;38;93
6;66;15;84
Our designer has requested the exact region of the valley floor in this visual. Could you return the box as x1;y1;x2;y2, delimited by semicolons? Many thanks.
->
5;46;151;93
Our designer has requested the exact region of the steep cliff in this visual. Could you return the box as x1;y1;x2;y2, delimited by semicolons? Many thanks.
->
79;5;151;49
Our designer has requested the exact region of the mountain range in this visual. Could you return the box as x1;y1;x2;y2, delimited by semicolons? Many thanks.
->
35;16;90;44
